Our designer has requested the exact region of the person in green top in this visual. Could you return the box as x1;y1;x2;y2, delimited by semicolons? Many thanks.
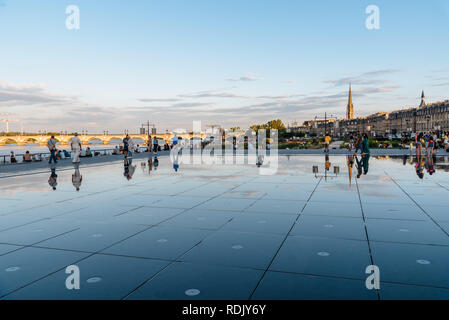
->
361;133;370;155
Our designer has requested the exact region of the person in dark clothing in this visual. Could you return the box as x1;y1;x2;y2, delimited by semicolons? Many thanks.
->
123;135;130;158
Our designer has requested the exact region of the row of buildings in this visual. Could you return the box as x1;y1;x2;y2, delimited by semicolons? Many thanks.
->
294;86;449;137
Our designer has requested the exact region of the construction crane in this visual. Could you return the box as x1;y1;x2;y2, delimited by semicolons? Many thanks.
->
0;119;22;134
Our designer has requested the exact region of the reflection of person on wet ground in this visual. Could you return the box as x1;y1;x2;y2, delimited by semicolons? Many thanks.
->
325;154;331;171
347;154;354;169
148;157;153;174
355;154;370;178
123;158;136;180
72;163;82;191
426;154;436;175
256;155;264;167
346;154;355;184
172;146;180;172
48;166;58;190
154;156;159;170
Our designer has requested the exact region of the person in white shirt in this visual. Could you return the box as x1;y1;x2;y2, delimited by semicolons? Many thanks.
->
70;132;82;163
127;137;136;158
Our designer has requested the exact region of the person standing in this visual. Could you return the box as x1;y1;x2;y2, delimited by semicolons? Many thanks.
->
70;132;82;163
123;134;130;158
324;133;331;153
153;136;159;154
47;135;58;164
444;133;449;151
128;136;136;158
361;133;370;155
427;134;435;158
172;134;179;149
147;135;153;152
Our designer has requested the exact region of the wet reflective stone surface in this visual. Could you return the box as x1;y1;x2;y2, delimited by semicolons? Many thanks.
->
1;155;449;299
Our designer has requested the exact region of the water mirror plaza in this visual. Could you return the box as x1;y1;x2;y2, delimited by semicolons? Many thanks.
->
1;154;449;300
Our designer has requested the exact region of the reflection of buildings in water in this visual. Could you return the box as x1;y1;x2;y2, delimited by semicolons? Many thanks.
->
376;155;449;173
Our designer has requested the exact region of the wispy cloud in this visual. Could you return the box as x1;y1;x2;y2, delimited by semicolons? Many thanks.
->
324;69;400;87
138;98;181;102
433;82;449;87
226;75;263;82
178;91;248;99
426;75;449;87
0;81;75;107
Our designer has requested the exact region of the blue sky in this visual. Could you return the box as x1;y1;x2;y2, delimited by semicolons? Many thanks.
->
0;0;448;133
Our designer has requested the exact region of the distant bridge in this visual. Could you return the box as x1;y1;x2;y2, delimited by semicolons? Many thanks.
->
0;133;208;146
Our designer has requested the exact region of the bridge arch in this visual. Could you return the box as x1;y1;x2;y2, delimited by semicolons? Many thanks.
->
85;137;105;145
130;136;146;145
38;137;61;145
104;137;124;145
2;138;19;145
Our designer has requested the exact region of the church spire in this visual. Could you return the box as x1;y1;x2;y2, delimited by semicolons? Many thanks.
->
419;90;426;108
346;84;354;120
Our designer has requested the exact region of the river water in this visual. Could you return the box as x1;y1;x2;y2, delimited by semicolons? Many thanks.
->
0;138;146;156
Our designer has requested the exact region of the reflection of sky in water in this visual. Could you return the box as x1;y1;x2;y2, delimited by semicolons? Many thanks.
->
1;155;449;299
1;155;449;196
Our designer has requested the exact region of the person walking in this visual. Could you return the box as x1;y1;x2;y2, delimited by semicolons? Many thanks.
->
70;132;82;163
47;135;58;164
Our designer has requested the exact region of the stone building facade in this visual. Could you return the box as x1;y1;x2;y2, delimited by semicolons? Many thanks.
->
294;89;449;137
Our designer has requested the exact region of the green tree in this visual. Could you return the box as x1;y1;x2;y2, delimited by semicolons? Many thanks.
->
267;119;286;130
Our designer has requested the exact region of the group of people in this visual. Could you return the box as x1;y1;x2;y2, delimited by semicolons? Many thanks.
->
413;132;444;178
347;132;370;155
